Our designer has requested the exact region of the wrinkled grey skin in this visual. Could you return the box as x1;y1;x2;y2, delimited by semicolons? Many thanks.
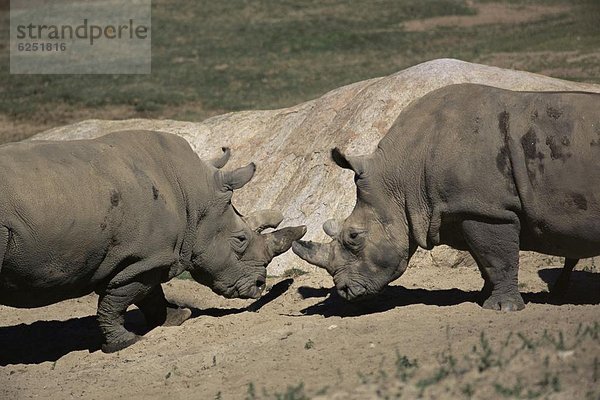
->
0;131;306;352
294;83;600;311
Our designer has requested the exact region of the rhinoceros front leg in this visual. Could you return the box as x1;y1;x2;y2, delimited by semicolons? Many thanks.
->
462;219;525;311
134;285;192;328
468;248;493;299
97;280;150;353
97;264;170;353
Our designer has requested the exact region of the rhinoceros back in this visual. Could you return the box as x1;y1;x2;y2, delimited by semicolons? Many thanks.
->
504;89;600;257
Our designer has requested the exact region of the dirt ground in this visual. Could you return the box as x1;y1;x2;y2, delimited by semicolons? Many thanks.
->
402;2;569;32
1;255;598;399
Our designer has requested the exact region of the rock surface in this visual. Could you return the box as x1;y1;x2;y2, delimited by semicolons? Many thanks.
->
36;58;600;275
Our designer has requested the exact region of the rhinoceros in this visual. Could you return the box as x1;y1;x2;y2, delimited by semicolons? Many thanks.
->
0;130;306;352
293;83;600;311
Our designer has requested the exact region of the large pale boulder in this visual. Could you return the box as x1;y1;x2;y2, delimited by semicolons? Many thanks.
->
37;59;600;275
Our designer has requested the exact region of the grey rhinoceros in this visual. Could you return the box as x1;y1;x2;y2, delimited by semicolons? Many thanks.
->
293;83;600;311
0;130;306;352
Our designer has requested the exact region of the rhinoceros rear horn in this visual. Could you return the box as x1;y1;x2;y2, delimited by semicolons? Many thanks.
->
265;225;307;257
323;219;342;238
219;163;256;191
209;147;231;169
245;210;284;232
331;147;368;176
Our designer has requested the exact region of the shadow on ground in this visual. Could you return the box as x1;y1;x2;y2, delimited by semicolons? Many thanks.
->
0;279;294;366
299;269;600;317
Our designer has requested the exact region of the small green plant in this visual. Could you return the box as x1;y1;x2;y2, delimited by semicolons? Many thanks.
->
474;332;502;372
394;351;419;382
176;271;193;280
245;382;257;400
537;356;561;393
304;339;314;350
416;366;449;396
274;383;309;400
493;379;527;398
282;268;308;278
461;383;474;398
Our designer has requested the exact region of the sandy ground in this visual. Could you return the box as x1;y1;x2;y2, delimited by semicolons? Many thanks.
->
1;254;598;399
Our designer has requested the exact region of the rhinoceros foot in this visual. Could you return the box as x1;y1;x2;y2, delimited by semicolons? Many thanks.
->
482;292;525;312
101;333;141;353
164;306;192;327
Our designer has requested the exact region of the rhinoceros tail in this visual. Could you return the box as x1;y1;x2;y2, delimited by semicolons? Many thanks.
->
0;226;9;274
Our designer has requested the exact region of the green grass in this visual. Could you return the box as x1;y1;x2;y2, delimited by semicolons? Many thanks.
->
281;268;309;278
244;323;600;399
1;0;599;137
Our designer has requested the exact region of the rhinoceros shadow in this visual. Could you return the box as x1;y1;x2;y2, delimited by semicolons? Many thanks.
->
0;310;139;366
536;267;600;305
0;279;294;366
298;268;599;318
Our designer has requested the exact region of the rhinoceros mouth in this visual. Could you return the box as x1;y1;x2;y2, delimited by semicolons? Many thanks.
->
335;280;368;301
219;274;267;299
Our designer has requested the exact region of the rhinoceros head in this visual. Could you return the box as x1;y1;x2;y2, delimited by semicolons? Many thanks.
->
189;148;306;299
293;147;415;301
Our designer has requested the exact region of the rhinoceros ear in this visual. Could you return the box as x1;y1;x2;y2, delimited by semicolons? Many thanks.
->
331;147;368;176
209;147;231;169
217;163;256;191
244;210;284;232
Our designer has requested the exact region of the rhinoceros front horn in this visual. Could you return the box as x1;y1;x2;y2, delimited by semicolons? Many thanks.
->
265;225;307;257
245;210;284;232
292;240;332;273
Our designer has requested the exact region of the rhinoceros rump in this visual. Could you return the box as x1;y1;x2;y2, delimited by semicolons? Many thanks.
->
293;83;600;311
0;130;306;352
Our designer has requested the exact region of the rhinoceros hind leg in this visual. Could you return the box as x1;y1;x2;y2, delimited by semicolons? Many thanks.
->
462;219;525;312
135;285;191;327
550;258;578;297
135;285;168;327
101;335;141;353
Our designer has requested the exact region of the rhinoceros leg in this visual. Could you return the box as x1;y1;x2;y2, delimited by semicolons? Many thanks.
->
550;258;579;297
462;219;525;311
0;226;10;274
97;268;166;353
467;249;493;299
97;286;143;353
135;285;192;328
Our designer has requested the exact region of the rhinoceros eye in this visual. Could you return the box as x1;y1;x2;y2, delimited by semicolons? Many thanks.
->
344;229;365;252
231;233;249;253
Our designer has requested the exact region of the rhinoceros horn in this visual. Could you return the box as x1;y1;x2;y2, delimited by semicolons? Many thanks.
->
323;219;342;238
265;225;307;257
209;147;231;169
245;210;284;232
292;240;333;273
